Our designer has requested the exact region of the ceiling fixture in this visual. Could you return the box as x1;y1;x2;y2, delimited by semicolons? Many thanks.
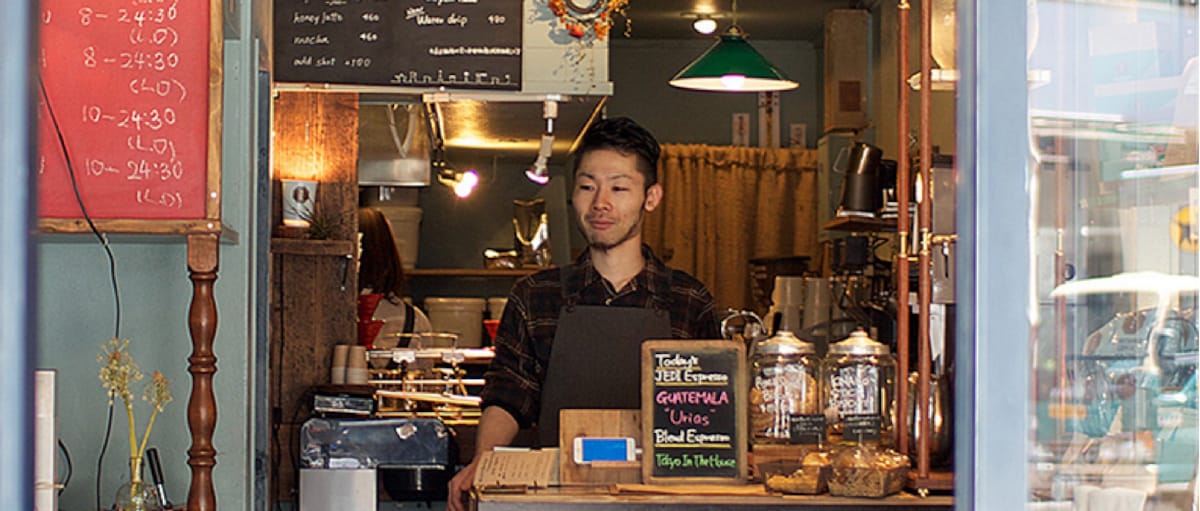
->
669;0;798;92
525;100;557;185
691;15;718;35
437;167;479;198
427;102;478;198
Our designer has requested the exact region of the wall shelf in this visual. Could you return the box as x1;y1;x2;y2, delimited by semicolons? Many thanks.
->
822;216;896;232
270;238;355;257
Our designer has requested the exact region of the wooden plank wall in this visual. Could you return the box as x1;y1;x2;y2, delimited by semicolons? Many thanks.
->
269;91;360;504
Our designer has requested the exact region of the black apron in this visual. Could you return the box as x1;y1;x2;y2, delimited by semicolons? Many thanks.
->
535;275;673;447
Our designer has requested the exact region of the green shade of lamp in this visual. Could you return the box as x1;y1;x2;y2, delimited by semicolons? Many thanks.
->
672;23;801;92
669;25;799;92
670;0;797;93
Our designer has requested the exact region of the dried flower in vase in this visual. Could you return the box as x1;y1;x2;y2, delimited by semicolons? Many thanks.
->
98;338;173;490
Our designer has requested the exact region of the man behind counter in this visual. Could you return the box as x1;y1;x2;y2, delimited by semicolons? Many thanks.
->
447;117;720;510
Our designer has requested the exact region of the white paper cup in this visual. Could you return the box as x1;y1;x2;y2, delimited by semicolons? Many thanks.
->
345;367;369;385
330;345;349;384
347;345;368;369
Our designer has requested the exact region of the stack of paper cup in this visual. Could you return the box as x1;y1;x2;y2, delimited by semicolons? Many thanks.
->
330;345;349;384
346;345;368;384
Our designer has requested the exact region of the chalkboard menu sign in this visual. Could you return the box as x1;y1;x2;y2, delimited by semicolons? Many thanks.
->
37;0;222;231
274;0;522;90
641;340;747;484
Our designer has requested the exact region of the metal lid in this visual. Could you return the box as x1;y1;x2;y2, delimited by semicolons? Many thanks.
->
754;330;815;356
828;329;889;356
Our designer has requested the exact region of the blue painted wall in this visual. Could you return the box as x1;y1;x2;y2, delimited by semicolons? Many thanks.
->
37;26;265;511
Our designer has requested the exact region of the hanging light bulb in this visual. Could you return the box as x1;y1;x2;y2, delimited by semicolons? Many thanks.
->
692;15;718;35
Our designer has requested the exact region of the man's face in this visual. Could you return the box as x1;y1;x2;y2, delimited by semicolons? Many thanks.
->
572;148;663;252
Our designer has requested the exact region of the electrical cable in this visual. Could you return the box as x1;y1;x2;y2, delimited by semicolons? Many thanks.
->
95;402;115;511
38;77;123;511
37;78;122;340
57;439;73;496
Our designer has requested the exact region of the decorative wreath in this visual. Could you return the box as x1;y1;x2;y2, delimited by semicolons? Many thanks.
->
548;0;630;41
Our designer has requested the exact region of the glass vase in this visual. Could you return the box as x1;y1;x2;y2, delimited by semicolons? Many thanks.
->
112;479;163;511
113;456;164;511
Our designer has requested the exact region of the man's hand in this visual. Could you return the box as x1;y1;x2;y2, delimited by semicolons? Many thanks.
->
447;407;520;511
446;458;479;511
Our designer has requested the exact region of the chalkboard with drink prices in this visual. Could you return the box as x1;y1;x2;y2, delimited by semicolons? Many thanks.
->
274;0;522;90
641;340;747;484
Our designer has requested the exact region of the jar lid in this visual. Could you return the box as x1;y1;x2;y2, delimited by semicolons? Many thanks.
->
829;329;889;356
754;330;815;356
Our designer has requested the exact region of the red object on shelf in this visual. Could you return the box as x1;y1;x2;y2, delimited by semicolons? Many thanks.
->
358;320;385;349
484;319;500;341
358;293;384;321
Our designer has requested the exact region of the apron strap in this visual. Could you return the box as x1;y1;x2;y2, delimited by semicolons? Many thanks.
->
560;267;579;311
649;269;673;320
401;301;416;334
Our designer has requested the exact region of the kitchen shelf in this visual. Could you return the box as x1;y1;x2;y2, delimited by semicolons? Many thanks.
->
270;238;355;257
408;268;541;277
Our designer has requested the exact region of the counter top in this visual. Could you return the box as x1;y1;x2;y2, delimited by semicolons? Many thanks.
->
473;486;953;510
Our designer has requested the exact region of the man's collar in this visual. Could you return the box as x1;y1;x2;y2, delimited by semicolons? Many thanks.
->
567;244;669;298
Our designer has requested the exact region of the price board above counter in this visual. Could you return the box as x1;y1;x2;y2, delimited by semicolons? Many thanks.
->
274;0;523;90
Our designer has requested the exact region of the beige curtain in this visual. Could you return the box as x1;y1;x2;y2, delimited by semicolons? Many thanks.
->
644;144;820;311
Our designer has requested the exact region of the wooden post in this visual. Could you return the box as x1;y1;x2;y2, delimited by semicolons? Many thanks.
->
187;233;220;511
895;0;912;456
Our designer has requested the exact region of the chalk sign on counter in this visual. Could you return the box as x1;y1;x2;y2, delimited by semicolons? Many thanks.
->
641;340;747;484
36;0;222;233
273;0;522;90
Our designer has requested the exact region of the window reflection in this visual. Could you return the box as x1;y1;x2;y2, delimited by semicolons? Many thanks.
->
1026;1;1198;508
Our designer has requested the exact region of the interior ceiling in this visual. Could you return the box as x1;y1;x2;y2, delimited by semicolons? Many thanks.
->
621;0;864;42
363;0;865;167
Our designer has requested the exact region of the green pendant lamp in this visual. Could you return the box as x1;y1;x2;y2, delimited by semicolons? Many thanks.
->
669;1;798;92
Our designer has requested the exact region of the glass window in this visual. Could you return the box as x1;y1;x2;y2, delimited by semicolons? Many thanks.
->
1026;1;1198;509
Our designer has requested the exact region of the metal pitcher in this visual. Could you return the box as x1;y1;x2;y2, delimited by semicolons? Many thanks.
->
907;371;953;467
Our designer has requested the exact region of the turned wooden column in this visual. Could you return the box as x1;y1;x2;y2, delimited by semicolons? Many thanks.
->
187;233;220;511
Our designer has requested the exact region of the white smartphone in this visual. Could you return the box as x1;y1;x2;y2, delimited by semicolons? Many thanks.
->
572;437;637;464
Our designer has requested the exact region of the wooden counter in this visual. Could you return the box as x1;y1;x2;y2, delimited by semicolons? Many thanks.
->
473;486;953;510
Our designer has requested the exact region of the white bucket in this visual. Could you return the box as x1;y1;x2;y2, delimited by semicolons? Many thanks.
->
377;206;421;270
486;297;508;320
424;297;486;347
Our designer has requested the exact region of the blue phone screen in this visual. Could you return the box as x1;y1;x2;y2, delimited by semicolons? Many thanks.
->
580;438;628;462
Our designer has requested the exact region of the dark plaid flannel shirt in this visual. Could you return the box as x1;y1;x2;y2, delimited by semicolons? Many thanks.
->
479;244;720;428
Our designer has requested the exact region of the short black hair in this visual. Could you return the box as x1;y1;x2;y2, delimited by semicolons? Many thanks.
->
573;117;660;188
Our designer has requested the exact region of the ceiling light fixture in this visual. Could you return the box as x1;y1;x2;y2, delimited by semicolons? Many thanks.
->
427;101;478;198
669;0;798;92
525;100;557;185
438;168;478;198
692;15;718;35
